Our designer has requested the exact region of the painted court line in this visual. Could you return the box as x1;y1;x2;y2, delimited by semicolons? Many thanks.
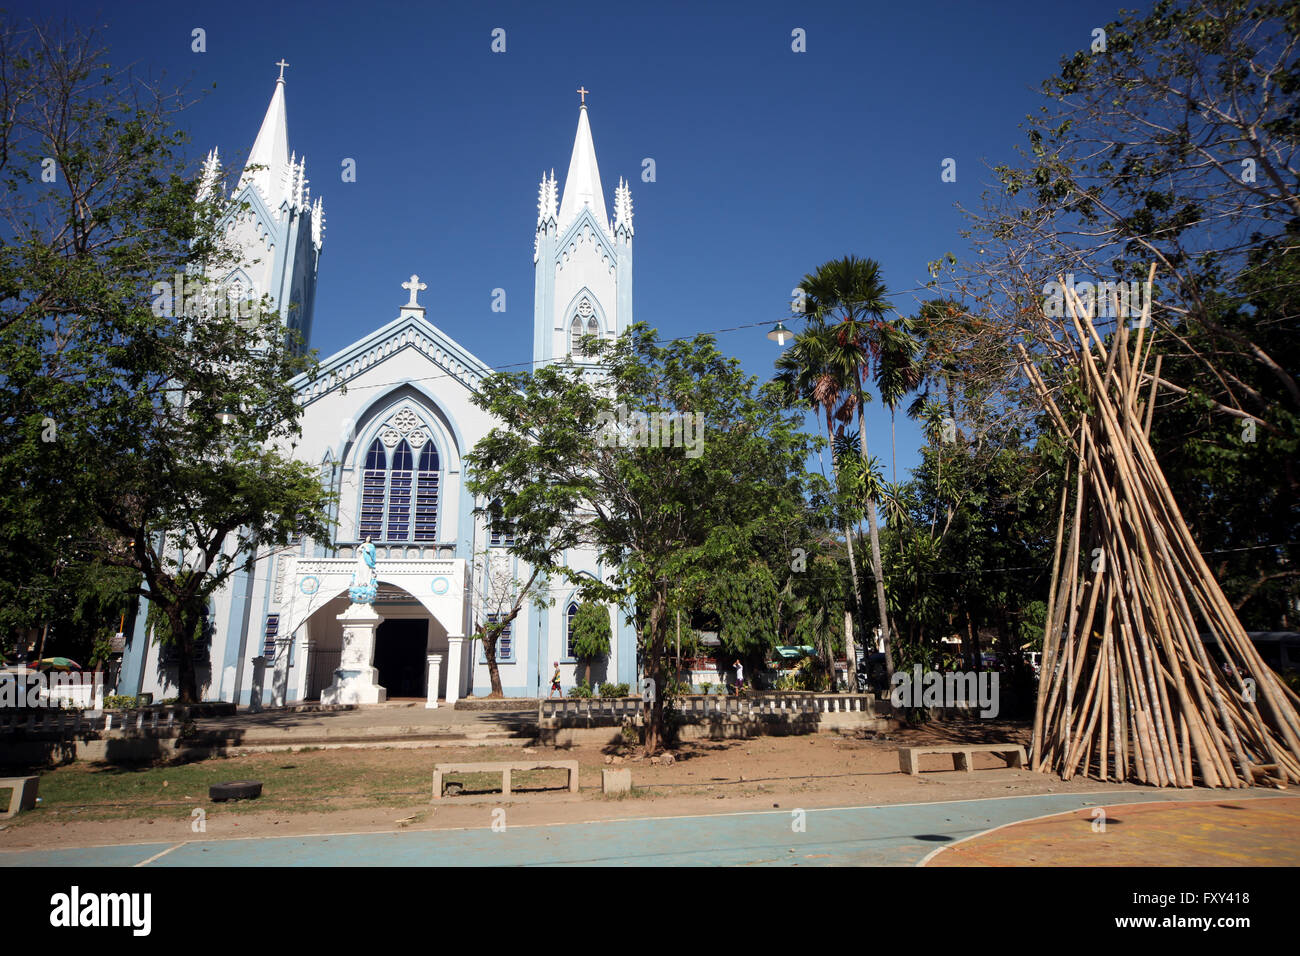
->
134;842;188;867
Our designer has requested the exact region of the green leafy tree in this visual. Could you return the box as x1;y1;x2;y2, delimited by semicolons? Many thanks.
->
570;601;612;687
705;561;779;667
0;24;334;701
963;0;1299;626
466;324;817;752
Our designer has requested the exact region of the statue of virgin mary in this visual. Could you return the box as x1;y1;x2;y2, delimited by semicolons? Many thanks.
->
349;537;378;604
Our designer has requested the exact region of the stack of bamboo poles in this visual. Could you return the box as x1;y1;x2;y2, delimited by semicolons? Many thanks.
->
1018;274;1300;788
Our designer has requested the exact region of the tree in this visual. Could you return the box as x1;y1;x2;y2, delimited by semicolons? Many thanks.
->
466;324;817;752
569;601;611;687
774;326;865;687
704;560;779;667
797;256;899;680
469;546;546;697
958;0;1299;627
0;23;334;701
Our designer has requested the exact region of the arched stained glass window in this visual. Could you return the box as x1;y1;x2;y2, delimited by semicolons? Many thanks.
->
566;602;579;658
358;428;442;543
587;316;599;338
359;439;386;540
414;444;439;541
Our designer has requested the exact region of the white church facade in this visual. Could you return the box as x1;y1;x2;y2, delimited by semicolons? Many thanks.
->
117;72;638;706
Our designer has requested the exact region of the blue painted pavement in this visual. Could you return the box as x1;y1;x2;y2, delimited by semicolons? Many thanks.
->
0;789;1277;867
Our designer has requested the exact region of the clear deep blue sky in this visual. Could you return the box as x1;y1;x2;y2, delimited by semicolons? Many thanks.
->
22;0;1135;479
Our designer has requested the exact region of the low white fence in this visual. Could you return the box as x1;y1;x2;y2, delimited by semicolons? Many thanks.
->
0;709;180;736
539;693;877;723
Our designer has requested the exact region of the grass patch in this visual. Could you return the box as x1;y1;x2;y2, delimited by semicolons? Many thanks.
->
6;748;522;824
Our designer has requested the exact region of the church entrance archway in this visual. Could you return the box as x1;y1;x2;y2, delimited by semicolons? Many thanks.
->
374;618;428;698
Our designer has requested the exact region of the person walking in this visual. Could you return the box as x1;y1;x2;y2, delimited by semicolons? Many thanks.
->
548;661;562;699
733;658;745;696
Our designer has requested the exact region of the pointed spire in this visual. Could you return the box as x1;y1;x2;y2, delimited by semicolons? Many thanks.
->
197;147;223;204
614;176;634;237
238;69;291;210
536;169;559;227
557;99;608;233
311;195;325;251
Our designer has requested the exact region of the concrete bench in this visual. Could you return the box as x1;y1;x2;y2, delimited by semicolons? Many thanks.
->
898;744;1027;775
0;776;39;819
432;760;579;800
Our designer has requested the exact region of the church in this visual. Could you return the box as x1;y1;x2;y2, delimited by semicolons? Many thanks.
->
117;69;639;707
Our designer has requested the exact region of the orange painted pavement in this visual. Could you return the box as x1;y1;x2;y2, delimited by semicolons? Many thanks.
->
927;795;1300;866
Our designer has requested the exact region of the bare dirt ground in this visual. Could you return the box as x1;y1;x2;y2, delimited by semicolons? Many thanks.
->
0;719;1167;849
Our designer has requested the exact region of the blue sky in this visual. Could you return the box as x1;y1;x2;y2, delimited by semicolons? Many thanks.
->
23;0;1136;480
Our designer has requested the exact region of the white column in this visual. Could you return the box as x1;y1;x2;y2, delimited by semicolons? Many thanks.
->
444;635;465;705
289;627;311;703
248;656;267;713
425;653;445;709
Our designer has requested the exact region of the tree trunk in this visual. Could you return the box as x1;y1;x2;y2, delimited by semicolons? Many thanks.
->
843;609;856;693
855;397;894;680
483;631;503;697
170;605;199;705
826;409;861;691
643;586;669;755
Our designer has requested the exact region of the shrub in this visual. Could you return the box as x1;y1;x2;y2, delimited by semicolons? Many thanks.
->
598;682;630;698
567;680;593;699
103;695;142;710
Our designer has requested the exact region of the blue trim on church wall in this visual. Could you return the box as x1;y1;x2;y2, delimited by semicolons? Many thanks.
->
219;562;252;700
118;593;151;697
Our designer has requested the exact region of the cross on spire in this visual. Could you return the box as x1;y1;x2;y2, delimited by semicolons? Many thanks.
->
577;86;589;107
401;274;427;308
276;59;290;81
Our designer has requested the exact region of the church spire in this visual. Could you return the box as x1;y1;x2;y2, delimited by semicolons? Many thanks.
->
556;94;608;233
238;68;292;211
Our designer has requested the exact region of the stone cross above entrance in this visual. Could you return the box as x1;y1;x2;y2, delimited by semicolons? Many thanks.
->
402;274;427;308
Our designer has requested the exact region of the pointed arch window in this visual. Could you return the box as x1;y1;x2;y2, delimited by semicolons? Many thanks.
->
488;496;515;548
566;601;580;658
357;432;441;543
570;316;585;356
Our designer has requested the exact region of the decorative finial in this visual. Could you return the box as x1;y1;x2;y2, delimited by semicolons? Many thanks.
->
577;86;588;107
276;59;290;81
401;274;427;308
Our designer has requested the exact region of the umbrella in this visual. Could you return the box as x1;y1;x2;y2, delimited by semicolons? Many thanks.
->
31;657;80;671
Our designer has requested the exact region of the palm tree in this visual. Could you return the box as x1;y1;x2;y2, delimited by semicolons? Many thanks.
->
798;256;896;678
774;327;864;689
874;317;923;486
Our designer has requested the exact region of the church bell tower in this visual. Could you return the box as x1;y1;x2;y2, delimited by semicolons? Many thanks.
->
533;90;633;369
199;61;325;353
